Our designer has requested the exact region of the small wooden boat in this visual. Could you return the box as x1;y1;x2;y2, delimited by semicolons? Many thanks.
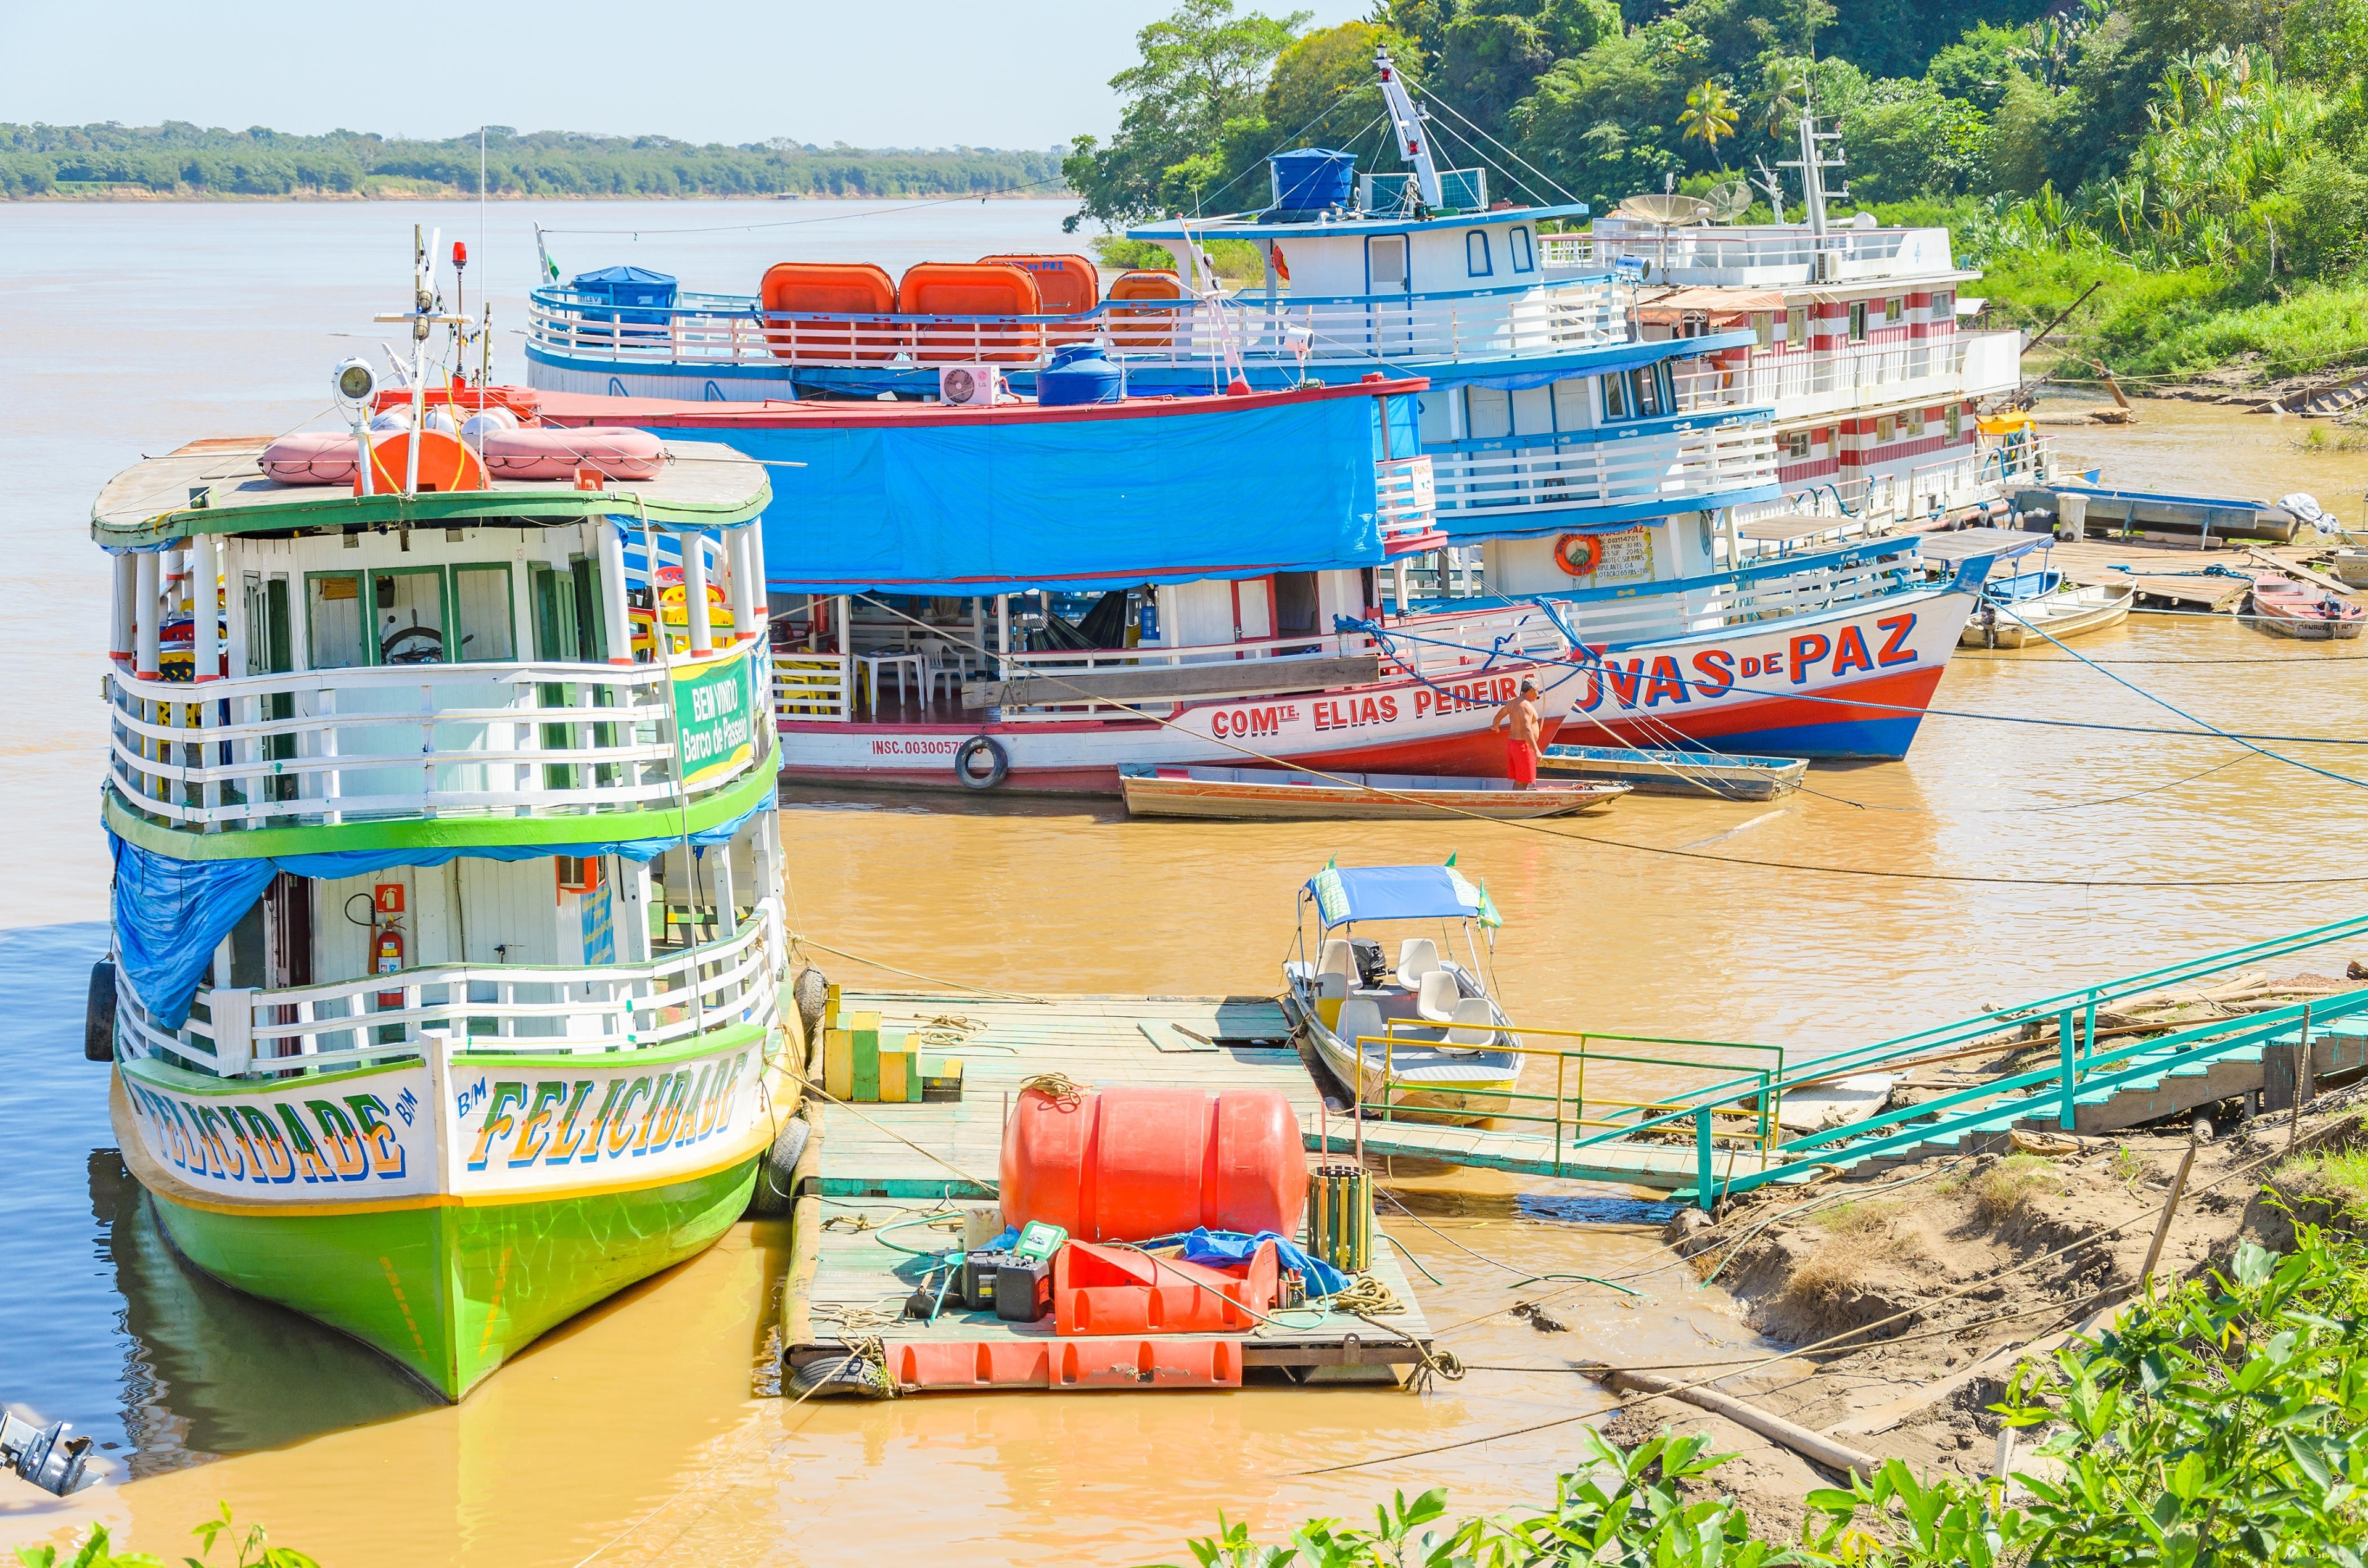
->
1957;581;2134;648
2326;548;2368;589
1537;744;1806;800
2247;573;2364;640
1118;765;1626;821
1282;863;1521;1124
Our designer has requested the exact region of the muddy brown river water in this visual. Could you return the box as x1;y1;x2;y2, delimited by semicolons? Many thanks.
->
4;204;2366;1564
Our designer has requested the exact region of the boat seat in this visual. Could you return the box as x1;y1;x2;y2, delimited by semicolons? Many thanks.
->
1396;937;1441;985
1414;969;1461;1024
1334;998;1386;1061
1315;971;1347;1030
1318;938;1357;986
1443;998;1499;1050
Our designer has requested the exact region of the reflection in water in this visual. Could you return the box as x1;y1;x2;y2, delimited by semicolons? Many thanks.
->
91;1150;437;1476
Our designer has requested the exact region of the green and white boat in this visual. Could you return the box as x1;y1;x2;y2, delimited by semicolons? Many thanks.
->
91;281;798;1401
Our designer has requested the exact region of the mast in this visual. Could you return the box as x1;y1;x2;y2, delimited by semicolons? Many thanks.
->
1373;48;1442;210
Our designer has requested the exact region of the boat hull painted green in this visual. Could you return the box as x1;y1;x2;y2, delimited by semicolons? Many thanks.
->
142;1152;760;1400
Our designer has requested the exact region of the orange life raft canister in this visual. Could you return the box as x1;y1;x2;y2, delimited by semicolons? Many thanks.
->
758;261;900;361
1000;1085;1307;1242
898;262;1042;361
979;252;1101;344
1105;268;1185;348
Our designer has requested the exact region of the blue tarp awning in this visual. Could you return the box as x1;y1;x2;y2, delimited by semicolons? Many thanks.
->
646;392;1388;594
1304;863;1501;929
109;800;767;1032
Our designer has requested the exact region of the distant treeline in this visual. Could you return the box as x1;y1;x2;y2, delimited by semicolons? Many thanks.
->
0;123;1068;199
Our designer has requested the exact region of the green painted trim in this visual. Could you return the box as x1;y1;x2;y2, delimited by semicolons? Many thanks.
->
148;1154;761;1399
452;1019;771;1073
123;1050;416;1096
92;482;769;549
103;759;775;861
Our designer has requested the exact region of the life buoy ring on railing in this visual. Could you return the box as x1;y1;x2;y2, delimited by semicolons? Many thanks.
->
1553;532;1603;578
955;735;1010;790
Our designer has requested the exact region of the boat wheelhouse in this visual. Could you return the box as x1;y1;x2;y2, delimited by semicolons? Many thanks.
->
1541;112;2042;541
94;322;796;1400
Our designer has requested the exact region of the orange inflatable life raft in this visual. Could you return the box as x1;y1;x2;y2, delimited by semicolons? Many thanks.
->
758;261;900;362
1000;1085;1307;1242
1106;268;1185;348
899;262;1042;362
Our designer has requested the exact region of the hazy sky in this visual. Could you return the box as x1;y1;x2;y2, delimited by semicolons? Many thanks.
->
1;1;1375;149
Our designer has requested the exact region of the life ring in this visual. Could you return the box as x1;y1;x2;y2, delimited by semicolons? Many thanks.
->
954;735;1009;790
1553;532;1603;578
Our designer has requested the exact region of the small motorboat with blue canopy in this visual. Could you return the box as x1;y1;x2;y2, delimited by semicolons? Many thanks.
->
1283;862;1520;1123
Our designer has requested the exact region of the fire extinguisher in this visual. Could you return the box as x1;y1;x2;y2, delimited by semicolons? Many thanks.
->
373;921;406;1009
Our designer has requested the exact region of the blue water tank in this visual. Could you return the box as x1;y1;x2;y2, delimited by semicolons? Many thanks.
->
1037;343;1124;406
569;265;678;326
1268;149;1357;218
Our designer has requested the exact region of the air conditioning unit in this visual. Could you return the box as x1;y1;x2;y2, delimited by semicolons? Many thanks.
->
938;365;1001;406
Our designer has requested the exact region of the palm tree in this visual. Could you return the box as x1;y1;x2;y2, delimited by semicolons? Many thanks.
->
1680;81;1740;166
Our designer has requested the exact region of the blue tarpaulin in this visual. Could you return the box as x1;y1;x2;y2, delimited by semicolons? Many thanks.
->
1304;863;1502;929
643;393;1388;594
1175;1226;1351;1298
109;801;768;1030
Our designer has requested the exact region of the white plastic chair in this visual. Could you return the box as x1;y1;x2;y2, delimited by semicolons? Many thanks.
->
1315;971;1348;1030
1318;938;1358;987
1334;998;1385;1067
1444;997;1498;1049
1415;969;1460;1024
1396;937;1441;985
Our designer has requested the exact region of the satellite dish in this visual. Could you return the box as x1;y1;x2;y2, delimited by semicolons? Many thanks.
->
1613;194;1715;226
1704;179;1753;223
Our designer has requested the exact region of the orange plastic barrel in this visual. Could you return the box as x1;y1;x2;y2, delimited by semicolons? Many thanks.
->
898;262;1042;363
758;261;900;362
1000;1085;1307;1241
979;253;1101;345
1106;269;1185;348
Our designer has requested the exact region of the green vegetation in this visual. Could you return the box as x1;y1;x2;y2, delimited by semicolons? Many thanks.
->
0;123;1064;200
1157;1223;2368;1566
15;1504;315;1568
1068;0;2368;379
2271;1141;2368;1213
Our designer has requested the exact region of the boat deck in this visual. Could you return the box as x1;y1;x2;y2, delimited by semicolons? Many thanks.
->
789;990;1436;1388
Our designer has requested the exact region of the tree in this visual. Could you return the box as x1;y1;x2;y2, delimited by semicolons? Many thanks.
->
1679;78;1741;162
1062;0;1309;229
1838;79;1991;199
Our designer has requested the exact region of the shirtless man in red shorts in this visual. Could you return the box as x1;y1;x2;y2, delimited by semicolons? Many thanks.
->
1494;679;1544;788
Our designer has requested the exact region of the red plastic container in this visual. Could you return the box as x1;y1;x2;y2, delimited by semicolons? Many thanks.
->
1000;1085;1306;1242
1053;1239;1279;1336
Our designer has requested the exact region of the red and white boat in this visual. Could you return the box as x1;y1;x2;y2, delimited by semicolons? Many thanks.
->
2248;572;2364;640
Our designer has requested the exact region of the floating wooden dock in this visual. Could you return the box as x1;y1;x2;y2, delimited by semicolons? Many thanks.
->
786;990;1436;1390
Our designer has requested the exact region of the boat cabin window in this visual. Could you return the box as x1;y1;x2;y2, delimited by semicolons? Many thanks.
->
453;565;516;662
1599;363;1673;422
1946;403;1963;440
306;572;368;670
1509;227;1534;273
1884;296;1904;324
1785;430;1811;459
306;564;517;670
1786;305;1807;345
375;567;448;665
1465;231;1492;278
1848;301;1868;342
1752;312;1774;349
1367;236;1408;293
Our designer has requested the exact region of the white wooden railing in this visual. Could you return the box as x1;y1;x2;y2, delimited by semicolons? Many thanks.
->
121;898;787;1079
773;652;853;723
1431;418;1780;522
108;641;771;831
1544;226;1955;285
1732;435;2057;545
1671;331;2021;421
1376;455;1438;546
526;278;1626;373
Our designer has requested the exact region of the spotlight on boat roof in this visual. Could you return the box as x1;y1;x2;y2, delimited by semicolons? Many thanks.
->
332;356;377;410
